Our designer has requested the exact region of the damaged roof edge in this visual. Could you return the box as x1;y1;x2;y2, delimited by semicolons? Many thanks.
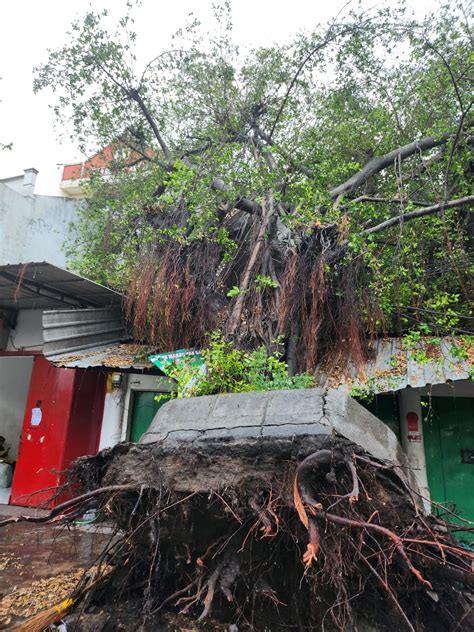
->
42;306;162;372
47;342;162;371
319;336;473;394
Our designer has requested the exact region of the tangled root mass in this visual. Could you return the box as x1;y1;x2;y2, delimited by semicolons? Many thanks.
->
56;436;474;631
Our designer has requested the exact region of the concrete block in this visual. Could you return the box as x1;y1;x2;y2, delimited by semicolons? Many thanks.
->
156;395;215;429
141;388;405;470
264;389;325;426
324;389;402;464
212;391;267;421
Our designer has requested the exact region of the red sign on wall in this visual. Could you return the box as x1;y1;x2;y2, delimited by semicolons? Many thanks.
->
406;412;421;442
407;411;419;433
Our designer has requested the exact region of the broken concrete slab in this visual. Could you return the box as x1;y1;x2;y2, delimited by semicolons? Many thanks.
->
141;388;405;466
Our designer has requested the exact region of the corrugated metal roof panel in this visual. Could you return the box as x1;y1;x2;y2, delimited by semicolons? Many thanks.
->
0;262;123;310
320;337;473;394
43;307;127;356
48;342;160;371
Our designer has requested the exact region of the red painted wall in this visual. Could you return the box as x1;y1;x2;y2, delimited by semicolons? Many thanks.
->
61;146;115;182
10;357;106;508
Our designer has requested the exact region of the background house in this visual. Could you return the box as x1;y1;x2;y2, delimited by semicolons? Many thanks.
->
322;337;474;530
59;147;114;197
0;168;81;267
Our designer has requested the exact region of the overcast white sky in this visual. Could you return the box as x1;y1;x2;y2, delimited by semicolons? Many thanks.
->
0;0;437;195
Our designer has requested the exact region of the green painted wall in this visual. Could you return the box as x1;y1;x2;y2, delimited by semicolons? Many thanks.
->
130;391;171;443
422;396;474;539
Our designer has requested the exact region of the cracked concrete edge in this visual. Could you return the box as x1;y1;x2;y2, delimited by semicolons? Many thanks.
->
140;388;402;463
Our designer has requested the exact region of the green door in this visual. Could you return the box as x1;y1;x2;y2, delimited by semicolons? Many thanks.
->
130;391;171;443
422;396;474;538
361;393;401;441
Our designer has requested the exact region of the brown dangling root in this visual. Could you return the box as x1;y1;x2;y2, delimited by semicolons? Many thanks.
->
123;197;382;372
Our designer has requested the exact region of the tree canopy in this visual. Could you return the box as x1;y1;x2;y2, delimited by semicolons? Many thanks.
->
35;0;473;371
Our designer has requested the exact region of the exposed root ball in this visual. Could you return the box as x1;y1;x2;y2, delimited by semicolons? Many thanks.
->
12;437;474;631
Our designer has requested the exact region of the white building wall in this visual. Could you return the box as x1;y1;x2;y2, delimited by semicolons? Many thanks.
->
0;172;81;268
0;356;34;459
97;373;175;448
5;310;43;351
398;388;429;502
98;376;128;450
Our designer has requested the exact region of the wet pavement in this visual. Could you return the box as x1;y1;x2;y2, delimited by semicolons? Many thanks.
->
1;522;111;593
0;516;114;627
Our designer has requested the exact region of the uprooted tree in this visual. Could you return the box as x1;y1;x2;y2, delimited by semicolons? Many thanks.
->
14;2;473;630
4;429;474;630
35;0;473;373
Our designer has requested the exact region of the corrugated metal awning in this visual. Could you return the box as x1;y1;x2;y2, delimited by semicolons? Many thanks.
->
43;307;127;356
48;342;160;371
320;337;473;394
0;262;123;310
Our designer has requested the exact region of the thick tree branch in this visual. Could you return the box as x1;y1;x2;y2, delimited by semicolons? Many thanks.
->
227;196;274;334
364;195;474;235
129;88;172;162
211;177;260;214
329;135;450;199
94;59;171;165
347;196;431;208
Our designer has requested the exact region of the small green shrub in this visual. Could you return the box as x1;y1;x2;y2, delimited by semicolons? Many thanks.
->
168;331;314;398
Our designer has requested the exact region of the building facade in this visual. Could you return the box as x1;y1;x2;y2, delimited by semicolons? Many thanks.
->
0;168;81;267
322;337;474;533
0;158;175;508
0;262;173;507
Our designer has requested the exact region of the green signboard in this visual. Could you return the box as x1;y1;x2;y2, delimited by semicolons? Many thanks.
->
148;349;204;376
